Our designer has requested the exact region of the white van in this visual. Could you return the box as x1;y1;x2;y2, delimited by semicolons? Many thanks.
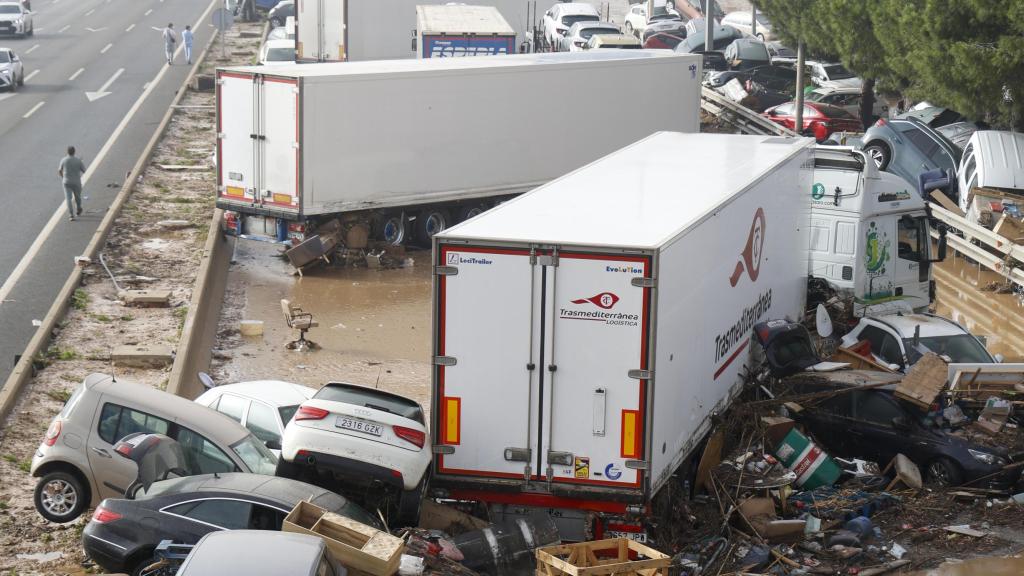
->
957;131;1024;227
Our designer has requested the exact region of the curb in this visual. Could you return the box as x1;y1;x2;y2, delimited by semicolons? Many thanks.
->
0;4;222;425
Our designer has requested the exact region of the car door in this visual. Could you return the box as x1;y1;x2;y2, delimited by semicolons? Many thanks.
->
173;427;241;475
243;400;284;451
793;383;855;456
248;502;288;530
849;391;908;465
88;402;172;498
852;325;905;370
162;497;253;540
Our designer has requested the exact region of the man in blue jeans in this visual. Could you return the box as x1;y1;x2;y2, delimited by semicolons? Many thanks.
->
58;146;87;221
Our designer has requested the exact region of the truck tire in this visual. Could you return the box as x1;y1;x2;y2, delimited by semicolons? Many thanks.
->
415;209;450;244
457;204;487;223
379;215;407;246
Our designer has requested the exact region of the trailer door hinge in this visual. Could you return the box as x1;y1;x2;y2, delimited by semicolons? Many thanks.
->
537;255;558;267
216;132;225;139
628;369;653;380
631;277;656;288
625;459;649;470
432;445;455;455
434;265;458;276
432;356;457;366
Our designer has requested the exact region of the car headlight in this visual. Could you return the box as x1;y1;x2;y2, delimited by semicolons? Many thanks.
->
968;449;1006;466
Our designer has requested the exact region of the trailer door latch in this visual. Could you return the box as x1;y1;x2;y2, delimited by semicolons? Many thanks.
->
434;265;458;276
547;451;573;466
432;445;455;455
504;447;531;462
628;369;653;380
432;356;457;366
631;277;656;288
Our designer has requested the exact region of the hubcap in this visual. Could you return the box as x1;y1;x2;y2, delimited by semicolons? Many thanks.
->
41;479;77;516
928;462;950;485
424;214;446;237
465;208;483;219
868;148;884;167
383;219;405;245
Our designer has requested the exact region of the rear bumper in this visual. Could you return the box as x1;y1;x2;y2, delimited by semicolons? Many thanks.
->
82;527;134;573
292;450;407;492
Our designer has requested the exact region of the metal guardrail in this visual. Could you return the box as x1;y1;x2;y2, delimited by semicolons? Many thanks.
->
700;86;800;137
929;203;1024;289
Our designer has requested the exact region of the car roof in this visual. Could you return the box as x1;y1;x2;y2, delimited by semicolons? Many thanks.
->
966;131;1024;190
557;3;599;15
144;472;335;504
201;381;317;407
592;34;640;44
85;374;250;444
181;531;323;576
863;313;968;338
571;21;617;31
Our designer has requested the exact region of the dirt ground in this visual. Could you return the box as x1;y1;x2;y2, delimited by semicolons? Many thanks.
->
0;22;264;576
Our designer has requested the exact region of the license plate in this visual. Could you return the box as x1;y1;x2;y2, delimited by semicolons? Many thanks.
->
335;416;382;436
607;530;647;543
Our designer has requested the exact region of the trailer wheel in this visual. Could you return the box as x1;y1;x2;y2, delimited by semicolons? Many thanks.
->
415;209;450;244
379;215;407;246
457;204;487;223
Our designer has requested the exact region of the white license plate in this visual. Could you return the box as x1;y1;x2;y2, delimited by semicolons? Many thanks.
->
607;530;647;543
335;417;382;436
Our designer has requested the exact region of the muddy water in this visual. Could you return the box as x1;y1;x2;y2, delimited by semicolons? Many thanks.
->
909;555;1024;575
933;251;1024;362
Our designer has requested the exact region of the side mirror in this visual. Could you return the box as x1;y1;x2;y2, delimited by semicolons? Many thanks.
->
265;439;282;451
815;303;834;338
891;415;911;430
767;109;777;116
935;226;948;261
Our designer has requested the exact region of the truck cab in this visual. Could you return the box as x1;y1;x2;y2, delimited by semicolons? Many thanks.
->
808;147;939;316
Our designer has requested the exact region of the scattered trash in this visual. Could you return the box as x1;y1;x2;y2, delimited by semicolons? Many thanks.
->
943;524;987;538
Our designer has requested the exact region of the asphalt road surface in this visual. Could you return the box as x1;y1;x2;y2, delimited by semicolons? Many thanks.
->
0;0;220;382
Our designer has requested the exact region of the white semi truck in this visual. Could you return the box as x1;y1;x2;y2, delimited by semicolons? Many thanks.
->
298;0;562;62
414;4;516;59
429;133;944;540
215;51;702;243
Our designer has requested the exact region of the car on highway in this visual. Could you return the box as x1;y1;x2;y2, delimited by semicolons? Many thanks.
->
806;86;888;122
279;382;431;525
860;117;961;187
763;101;862;137
585;33;642;50
194;379;317;456
0;1;33;37
268;0;293;28
259;38;295;66
82;473;380;574
174;531;346;576
721;10;773;41
841;313;997;372
30;373;278;523
0;46;23;91
558;21;620;52
543;2;599;48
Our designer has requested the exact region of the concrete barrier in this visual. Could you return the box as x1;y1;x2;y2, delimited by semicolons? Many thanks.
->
0;1;221;424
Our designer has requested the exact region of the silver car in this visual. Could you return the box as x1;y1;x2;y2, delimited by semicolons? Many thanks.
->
0;46;23;91
177;531;345;576
0;2;33;37
30;373;278;523
861;117;961;189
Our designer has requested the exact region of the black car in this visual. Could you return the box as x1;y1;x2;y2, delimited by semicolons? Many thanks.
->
789;372;1023;490
268;0;294;27
673;25;743;53
642;20;688;43
706;65;797;111
82;473;381;574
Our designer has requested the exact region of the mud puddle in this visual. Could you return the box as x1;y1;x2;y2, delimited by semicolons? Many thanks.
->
910;554;1024;575
933;252;1024;361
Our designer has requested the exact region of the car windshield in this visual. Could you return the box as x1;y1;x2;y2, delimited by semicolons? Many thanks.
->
755;13;771;26
231;434;278;475
278;404;300;424
563;14;599;27
581;27;619;39
823;64;855;80
315;384;425;424
828;106;858;119
736;42;768;60
903;335;993;364
0;6;20;14
266;47;294;61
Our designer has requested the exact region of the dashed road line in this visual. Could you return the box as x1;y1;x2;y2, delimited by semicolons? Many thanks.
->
145;8;153;16
24;70;39;82
25;44;39;54
125;23;135;32
23;101;44;118
85;8;95;16
68;67;84;81
100;42;113;54
58;24;70;33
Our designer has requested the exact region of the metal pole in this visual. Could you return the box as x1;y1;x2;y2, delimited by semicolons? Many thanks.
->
795;40;805;133
750;3;757;38
704;0;713;52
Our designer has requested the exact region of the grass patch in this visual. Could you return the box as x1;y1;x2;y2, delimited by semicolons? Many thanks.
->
120;314;134;321
71;289;89;311
18;460;30;473
47;347;78;361
1;454;16;464
167;196;198;204
46;389;72;403
0;500;8;510
91;314;112;323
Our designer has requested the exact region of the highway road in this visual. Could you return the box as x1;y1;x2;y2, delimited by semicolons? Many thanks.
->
0;0;220;381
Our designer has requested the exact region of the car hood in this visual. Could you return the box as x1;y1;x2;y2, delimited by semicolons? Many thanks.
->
820;78;863;90
0;14;20;22
0;62;12;71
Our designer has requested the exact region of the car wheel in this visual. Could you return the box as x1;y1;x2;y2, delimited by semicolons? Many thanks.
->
925;457;963;487
18;71;24;86
34;471;87;523
396;473;428;526
864;143;890;170
129;551;158;576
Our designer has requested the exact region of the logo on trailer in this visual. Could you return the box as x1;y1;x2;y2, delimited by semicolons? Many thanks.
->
604;463;623;480
729;207;766;287
447;252;460;265
811;183;825;200
571;292;620;310
445;252;493;266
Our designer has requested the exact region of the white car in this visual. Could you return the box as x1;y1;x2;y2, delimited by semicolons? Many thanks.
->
807;86;888;120
806;60;862;90
259;37;295;66
721;10;773;41
280;382;431;524
623;3;680;38
0;1;32;37
559;21;620;52
194;380;317;456
841;313;997;372
542;2;599;48
0;46;23;91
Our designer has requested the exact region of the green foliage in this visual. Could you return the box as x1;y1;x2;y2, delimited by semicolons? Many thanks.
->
757;0;1024;128
71;289;89;311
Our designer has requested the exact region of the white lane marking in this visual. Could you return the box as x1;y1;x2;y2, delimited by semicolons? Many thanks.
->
150;26;162;31
24;70;39;82
85;8;95;16
25;44;39;54
125;23;135;32
85;27;107;32
22;101;44;118
0;93;15;102
85;67;123;101
144;8;153;15
142;82;150;90
100;42;113;54
0;0;219;308
68;67;84;81
58;24;70;33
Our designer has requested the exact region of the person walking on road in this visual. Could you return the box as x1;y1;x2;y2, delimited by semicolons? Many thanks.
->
163;23;177;65
58;146;87;222
182;25;194;65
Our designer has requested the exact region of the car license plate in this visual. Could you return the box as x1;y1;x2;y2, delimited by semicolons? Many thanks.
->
336;416;382;436
607;530;647;543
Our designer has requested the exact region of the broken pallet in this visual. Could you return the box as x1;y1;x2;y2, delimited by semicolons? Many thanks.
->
536;538;669;576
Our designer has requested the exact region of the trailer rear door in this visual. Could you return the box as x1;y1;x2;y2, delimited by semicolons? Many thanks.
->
435;245;651;495
217;72;256;205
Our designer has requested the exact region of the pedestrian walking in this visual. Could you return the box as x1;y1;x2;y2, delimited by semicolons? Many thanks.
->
182;25;194;65
58;146;87;222
163;22;177;65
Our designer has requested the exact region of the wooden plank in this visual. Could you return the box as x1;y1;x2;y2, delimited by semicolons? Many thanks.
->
831;346;897;372
944;525;986;538
536;539;669;576
694;429;724;493
894;352;948;408
931;190;966;217
994;213;1024;244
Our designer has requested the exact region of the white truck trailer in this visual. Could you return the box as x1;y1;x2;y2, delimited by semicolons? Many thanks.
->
414;4;516;58
298;0;562;62
215;51;702;243
429;134;946;540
